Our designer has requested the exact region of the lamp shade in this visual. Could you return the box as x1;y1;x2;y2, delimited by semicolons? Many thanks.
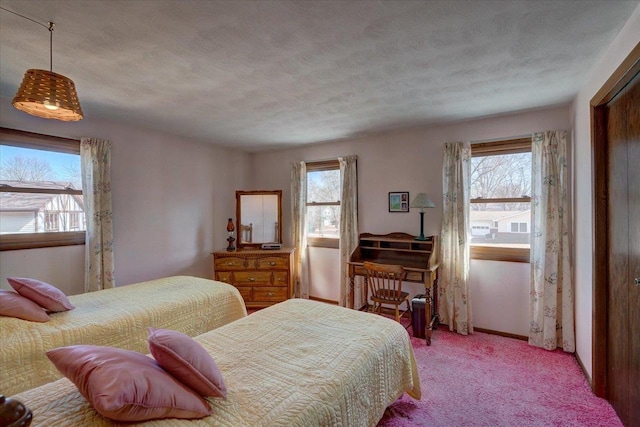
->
410;193;435;209
12;69;83;121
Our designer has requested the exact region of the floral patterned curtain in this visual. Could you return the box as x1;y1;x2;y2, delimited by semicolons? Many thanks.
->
291;161;309;299
80;138;114;292
529;130;574;352
338;156;358;307
440;141;473;335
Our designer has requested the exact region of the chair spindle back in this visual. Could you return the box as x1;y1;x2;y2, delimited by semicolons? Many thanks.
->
363;262;407;300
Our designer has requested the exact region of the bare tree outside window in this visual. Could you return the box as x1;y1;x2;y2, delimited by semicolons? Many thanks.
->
471;152;531;210
306;167;340;239
1;156;54;181
470;142;532;254
0;145;85;236
61;162;82;190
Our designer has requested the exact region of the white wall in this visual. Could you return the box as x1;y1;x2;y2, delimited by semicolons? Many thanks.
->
0;245;85;296
308;247;341;301
252;105;569;335
571;4;640;379
0;96;251;295
470;260;530;336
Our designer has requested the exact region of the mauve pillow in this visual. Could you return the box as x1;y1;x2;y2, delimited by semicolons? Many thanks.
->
0;289;50;322
8;277;74;312
148;328;227;398
46;345;213;422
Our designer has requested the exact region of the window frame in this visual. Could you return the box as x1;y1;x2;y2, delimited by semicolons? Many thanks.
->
70;212;80;230
306;159;340;249
0;127;84;251
45;212;60;232
470;137;531;263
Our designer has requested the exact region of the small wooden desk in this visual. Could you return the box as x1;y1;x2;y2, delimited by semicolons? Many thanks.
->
348;232;439;345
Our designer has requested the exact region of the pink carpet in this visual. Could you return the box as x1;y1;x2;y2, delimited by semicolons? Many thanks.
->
378;324;622;427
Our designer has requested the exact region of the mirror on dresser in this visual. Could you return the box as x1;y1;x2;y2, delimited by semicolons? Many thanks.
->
235;190;282;248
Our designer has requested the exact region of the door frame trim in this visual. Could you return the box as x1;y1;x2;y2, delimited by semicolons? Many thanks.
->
591;42;640;398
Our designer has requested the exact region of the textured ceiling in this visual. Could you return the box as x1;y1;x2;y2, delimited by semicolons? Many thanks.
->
0;0;637;151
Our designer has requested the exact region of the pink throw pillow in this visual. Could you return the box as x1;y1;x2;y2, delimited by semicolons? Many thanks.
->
0;289;50;322
148;328;227;398
46;345;213;422
8;277;74;312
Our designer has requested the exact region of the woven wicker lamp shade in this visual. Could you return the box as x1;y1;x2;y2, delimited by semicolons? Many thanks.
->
12;69;83;121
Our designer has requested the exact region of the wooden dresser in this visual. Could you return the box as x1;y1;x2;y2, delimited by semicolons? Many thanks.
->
212;248;295;308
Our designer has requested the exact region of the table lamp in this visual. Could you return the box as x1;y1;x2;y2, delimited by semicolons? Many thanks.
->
410;193;435;241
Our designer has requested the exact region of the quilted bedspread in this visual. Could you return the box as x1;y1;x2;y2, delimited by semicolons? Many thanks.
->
14;298;421;427
1;276;247;395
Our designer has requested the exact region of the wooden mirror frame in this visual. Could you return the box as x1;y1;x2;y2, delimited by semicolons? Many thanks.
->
235;190;282;248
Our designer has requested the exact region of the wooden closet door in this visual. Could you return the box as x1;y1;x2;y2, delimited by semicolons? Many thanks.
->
606;77;630;424
606;70;640;427
627;70;639;426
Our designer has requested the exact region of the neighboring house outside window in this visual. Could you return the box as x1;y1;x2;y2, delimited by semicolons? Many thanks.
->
0;128;85;251
306;160;340;249
470;137;532;263
45;212;59;231
70;212;80;230
510;222;528;233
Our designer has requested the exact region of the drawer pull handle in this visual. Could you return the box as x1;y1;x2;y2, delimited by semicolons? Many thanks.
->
269;261;276;266
249;277;256;282
226;262;234;266
267;292;274;297
277;277;284;281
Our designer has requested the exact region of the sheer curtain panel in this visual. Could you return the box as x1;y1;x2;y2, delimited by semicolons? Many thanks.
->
81;137;115;292
529;130;574;352
291;161;309;299
440;141;473;335
338;156;358;307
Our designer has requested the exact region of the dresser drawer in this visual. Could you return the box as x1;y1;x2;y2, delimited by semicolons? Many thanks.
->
215;272;232;284
273;272;288;286
254;287;287;302
214;257;246;270
256;256;288;270
235;286;253;302
234;271;272;285
212;248;294;308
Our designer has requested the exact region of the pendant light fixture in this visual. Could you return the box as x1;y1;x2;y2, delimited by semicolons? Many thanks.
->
5;8;84;121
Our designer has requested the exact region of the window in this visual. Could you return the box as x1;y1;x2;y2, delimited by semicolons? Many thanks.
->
470;137;531;263
306;160;340;248
509;222;528;233
44;212;59;231
0;127;85;251
70;212;80;229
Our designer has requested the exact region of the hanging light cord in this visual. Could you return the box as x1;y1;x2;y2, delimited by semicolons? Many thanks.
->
48;22;55;72
0;6;55;71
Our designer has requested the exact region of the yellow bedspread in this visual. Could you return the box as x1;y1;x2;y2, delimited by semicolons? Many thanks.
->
14;299;421;427
1;276;247;395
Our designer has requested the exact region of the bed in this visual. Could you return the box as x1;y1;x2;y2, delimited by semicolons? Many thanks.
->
0;276;247;396
13;298;421;427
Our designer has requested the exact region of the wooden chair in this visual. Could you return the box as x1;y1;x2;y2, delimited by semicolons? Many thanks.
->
363;261;410;323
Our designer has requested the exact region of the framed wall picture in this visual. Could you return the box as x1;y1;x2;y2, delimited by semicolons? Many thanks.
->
388;192;409;212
